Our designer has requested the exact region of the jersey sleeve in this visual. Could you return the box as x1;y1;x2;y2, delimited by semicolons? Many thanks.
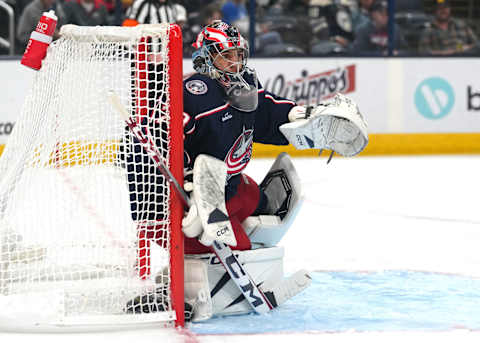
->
254;85;296;145
183;84;200;169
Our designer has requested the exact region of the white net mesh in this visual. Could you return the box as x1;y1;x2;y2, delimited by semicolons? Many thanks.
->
0;24;181;329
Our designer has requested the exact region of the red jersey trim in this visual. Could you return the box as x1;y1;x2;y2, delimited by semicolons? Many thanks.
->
264;94;296;105
195;103;229;120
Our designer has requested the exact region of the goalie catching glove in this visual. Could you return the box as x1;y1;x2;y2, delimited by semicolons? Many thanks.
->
280;93;368;157
182;155;237;247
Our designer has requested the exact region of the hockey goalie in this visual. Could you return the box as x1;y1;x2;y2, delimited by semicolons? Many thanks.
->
126;20;368;322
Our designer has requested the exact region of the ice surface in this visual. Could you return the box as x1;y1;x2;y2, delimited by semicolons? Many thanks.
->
2;155;480;342
190;270;480;334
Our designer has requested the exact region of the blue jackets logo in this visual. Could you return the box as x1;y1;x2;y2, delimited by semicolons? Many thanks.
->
414;77;454;119
225;129;253;175
186;80;208;95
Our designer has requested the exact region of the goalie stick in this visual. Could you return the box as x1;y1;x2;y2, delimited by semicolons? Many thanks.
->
107;92;275;314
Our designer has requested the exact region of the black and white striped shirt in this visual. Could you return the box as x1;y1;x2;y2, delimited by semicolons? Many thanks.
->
126;0;187;24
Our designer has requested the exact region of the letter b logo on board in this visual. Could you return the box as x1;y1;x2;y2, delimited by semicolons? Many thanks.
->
414;77;454;119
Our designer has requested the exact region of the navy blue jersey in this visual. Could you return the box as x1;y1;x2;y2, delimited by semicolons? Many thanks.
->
183;71;296;199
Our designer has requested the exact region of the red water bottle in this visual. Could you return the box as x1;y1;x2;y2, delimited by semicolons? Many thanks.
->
21;10;58;70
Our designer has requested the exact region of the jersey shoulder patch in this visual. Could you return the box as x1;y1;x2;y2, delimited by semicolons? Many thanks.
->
185;79;208;95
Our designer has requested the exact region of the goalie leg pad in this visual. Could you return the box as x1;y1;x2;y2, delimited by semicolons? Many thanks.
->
243;152;304;249
192;154;236;247
184;258;213;322
187;246;285;317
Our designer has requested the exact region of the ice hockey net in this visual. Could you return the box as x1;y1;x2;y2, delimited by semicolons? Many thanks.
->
0;24;184;330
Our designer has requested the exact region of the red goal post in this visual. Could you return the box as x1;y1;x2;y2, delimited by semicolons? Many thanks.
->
0;24;184;330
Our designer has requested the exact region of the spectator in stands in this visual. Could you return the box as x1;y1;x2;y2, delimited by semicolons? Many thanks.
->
254;22;287;56
10;0;34;33
63;0;110;26
17;0;66;49
183;3;223;56
177;0;216;15
221;0;248;36
203;4;223;25
284;0;310;17
282;0;354;54
418;0;478;56
221;0;247;25
125;0;186;28
102;0;115;13
115;0;135;25
395;0;422;12
350;0;407;55
351;0;374;31
100;0;121;25
205;0;286;57
259;0;283;17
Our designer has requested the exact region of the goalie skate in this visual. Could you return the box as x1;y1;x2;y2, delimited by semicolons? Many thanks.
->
125;285;194;322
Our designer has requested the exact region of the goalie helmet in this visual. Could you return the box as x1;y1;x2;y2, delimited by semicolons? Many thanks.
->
192;21;258;111
192;20;249;86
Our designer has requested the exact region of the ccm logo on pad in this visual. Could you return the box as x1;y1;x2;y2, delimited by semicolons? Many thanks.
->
217;226;230;237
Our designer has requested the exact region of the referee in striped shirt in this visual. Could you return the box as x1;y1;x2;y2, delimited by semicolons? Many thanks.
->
125;0;187;26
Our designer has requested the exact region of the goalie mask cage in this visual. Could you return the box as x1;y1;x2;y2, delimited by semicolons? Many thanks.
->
0;24;184;330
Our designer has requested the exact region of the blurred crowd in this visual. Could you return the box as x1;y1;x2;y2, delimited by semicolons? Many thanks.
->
0;0;479;57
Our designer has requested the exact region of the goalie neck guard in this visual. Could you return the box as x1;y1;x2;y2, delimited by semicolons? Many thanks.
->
192;20;258;112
